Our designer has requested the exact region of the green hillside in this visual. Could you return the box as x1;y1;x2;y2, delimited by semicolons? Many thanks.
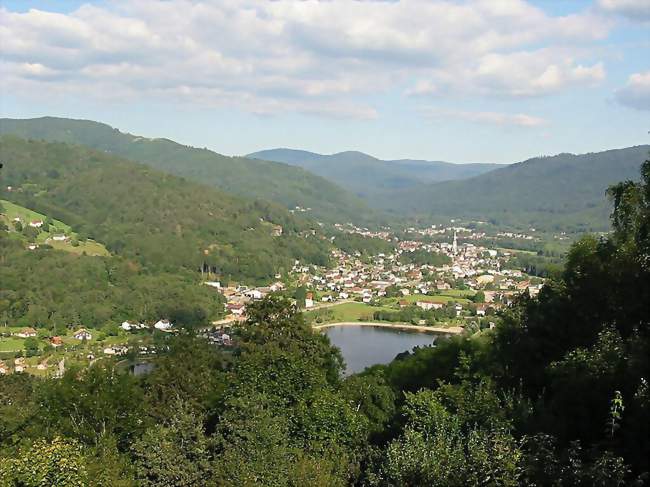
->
0;136;330;282
0;199;109;256
383;146;650;232
0;117;376;225
248;148;500;202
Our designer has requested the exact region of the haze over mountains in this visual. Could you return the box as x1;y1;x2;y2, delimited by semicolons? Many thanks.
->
248;148;501;203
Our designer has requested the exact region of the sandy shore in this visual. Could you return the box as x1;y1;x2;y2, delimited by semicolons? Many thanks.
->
312;321;463;335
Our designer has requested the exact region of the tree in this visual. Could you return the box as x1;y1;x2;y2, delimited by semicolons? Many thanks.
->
0;437;88;486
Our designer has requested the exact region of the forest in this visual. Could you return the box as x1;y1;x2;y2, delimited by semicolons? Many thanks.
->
0;159;648;485
0;136;331;283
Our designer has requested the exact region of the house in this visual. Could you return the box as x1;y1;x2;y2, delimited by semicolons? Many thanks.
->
204;281;221;289
50;336;63;347
476;304;488;316
398;299;409;308
0;361;7;375
73;328;92;340
121;320;146;331
245;289;263;300
226;303;246;316
454;304;463;317
416;301;443;311
51;234;68;242
305;292;314;308
16;327;37;338
154;319;173;331
29;220;44;228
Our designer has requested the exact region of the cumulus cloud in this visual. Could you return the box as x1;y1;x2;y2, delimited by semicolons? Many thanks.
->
0;0;612;118
421;108;547;128
597;0;650;22
616;71;650;111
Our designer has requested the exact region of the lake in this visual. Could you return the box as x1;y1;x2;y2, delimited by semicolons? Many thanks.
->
322;325;437;375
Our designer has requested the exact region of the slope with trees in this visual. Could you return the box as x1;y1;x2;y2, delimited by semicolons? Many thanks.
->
0;117;377;225
0;136;330;283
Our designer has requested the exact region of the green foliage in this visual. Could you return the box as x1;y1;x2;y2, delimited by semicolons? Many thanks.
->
0;232;224;329
383;146;650;232
0;437;88;487
0;136;330;282
0;117;374;225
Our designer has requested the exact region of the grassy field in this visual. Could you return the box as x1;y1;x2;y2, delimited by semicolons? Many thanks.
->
0;337;26;352
1;199;109;256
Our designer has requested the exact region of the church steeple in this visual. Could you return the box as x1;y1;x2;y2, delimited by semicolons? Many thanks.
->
452;230;458;255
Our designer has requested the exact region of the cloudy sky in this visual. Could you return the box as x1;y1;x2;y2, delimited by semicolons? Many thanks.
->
1;0;649;163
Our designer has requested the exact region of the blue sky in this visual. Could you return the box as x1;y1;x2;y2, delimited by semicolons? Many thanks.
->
1;0;649;163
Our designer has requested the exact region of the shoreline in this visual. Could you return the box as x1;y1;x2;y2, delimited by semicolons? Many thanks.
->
312;321;463;335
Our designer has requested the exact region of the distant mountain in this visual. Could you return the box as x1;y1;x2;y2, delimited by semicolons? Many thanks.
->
0;117;375;225
247;148;501;202
0;135;330;282
384;146;650;232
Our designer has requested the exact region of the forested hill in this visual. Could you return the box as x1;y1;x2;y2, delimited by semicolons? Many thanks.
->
0;117;376;225
383;145;650;232
0;136;330;282
248;148;500;202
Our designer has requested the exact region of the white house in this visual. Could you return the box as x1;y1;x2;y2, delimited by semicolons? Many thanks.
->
154;319;173;331
304;293;314;308
204;281;221;289
29;220;44;228
416;301;443;311
245;289;263;300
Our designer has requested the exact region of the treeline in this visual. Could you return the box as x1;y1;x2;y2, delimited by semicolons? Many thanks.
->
0;136;330;283
0;232;224;332
332;232;395;256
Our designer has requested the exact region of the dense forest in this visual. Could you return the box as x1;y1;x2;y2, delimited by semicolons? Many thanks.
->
0;159;648;485
0;232;224;331
0;136;330;283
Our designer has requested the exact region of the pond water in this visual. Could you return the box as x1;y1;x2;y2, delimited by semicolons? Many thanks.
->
322;325;437;375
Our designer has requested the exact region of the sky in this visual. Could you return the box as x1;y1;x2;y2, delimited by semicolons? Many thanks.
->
0;0;649;163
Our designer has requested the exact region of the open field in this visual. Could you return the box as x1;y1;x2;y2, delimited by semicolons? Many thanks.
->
305;302;394;324
0;338;26;353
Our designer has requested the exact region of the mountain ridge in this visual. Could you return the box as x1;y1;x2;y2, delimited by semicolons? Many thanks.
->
0;117;377;225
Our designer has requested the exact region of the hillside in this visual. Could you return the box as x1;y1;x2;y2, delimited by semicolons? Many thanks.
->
384;146;650;232
248;148;501;202
0;117;375;225
0;136;330;282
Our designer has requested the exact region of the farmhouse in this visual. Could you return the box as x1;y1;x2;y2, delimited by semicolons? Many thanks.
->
16;327;37;338
29;220;44;228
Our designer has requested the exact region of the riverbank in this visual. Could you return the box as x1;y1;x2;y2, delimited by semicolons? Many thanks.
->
312;322;464;335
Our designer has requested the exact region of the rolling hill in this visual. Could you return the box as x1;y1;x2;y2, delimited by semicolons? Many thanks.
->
247;148;501;202
0;135;330;282
383;145;650;232
0;117;376;225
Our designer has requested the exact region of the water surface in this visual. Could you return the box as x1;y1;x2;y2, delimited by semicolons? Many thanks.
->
323;325;436;375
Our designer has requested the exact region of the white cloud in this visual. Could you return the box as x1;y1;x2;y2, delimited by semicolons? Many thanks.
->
615;71;650;111
597;0;650;22
0;0;612;118
421;108;547;128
